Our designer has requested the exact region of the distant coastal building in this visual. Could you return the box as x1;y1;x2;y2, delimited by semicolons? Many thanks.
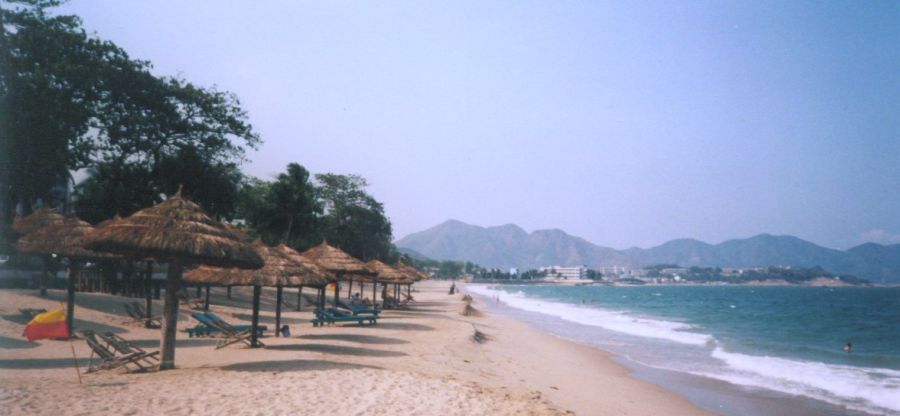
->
539;265;587;280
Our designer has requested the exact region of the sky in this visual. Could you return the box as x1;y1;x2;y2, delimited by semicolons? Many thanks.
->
55;0;900;250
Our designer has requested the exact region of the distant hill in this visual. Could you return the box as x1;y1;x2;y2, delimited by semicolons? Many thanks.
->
395;220;900;284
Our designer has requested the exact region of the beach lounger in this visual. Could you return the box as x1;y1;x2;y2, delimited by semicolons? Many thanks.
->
123;302;161;328
178;288;206;310
311;308;377;327
187;312;265;349
333;299;380;317
80;330;159;373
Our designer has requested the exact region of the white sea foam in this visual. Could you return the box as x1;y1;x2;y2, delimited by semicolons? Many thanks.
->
467;285;710;346
709;347;900;414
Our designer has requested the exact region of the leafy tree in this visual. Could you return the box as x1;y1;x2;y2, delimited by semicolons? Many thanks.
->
1;0;259;224
237;164;321;249
315;173;393;261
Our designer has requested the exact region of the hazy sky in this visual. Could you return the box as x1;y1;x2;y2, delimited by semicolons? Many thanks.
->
58;1;899;249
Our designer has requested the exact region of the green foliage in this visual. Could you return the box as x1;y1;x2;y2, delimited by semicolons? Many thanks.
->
238;164;322;249
1;0;258;223
315;173;392;261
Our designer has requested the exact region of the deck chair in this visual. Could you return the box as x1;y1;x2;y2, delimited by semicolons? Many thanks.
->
333;299;380;317
80;330;159;373
123;302;161;328
190;312;264;349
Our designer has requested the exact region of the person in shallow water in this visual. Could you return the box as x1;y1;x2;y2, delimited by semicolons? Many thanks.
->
844;341;852;353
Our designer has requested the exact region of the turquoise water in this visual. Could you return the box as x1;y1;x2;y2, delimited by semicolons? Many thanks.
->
469;285;900;415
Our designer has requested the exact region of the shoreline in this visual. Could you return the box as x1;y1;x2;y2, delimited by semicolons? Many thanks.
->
467;282;883;416
0;280;711;415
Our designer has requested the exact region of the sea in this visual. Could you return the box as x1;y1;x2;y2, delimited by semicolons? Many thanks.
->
467;284;900;416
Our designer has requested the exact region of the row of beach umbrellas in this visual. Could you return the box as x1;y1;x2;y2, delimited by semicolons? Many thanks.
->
12;189;427;370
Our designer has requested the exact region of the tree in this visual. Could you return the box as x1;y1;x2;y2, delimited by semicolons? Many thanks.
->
238;164;321;249
1;0;259;224
315;173;393;261
1;0;123;218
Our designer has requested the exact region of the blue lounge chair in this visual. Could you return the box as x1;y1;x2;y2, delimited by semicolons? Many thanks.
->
311;308;377;327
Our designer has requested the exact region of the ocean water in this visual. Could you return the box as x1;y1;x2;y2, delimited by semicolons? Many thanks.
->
467;284;900;415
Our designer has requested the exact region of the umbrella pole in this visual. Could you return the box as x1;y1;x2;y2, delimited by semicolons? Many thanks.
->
251;285;261;347
275;286;283;337
66;262;79;338
40;257;49;296
227;286;232;300
160;261;183;370
372;281;376;307
204;285;210;311
334;280;340;305
296;286;303;311
348;279;353;298
145;262;153;320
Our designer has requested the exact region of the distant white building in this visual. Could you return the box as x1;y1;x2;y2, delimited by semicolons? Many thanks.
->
539;265;587;280
509;268;519;277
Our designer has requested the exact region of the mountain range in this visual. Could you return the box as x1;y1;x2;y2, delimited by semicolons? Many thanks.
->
395;220;900;284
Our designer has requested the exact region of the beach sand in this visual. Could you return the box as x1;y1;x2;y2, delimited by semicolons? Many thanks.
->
0;280;708;415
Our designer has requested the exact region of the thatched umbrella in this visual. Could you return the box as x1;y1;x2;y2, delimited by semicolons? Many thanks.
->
184;241;328;345
298;241;374;308
364;260;406;307
13;208;66;295
394;261;429;302
274;244;328;312
16;217;118;336
84;191;262;370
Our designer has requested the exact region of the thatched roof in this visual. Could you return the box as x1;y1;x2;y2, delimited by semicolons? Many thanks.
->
12;208;65;236
272;244;332;286
364;260;407;283
298;242;374;277
395;261;429;282
83;191;263;269
15;217;117;259
184;241;329;287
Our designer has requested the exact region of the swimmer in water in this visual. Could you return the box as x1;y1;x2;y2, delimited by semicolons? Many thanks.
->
844;341;852;353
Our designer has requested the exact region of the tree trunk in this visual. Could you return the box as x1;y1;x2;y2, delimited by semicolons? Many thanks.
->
275;286;283;337
66;262;79;338
160;261;182;370
250;285;261;348
145;262;153;320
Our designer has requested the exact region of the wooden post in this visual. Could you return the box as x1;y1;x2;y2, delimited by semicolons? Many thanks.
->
145;262;153;320
195;285;202;298
372;281;377;307
204;285;210;311
123;261;135;297
40;257;49;296
334;280;340;305
348;279;353;298
66;262;79;338
154;281;161;300
296;286;303;311
275;286;283;337
250;285;262;348
227;286;232;300
160;261;182;370
408;284;411;299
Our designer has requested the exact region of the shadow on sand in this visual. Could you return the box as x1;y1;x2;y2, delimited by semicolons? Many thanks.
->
222;359;381;372
369;322;434;331
0;357;91;369
266;343;406;357
296;333;408;345
0;335;39;349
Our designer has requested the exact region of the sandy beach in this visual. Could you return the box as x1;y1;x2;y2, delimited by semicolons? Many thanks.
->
0;280;708;415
